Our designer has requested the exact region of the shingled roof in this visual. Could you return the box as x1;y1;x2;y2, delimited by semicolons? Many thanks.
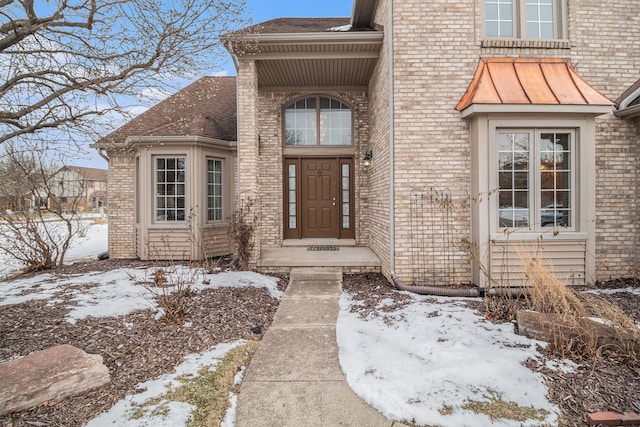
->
96;76;237;147
615;78;640;109
62;166;107;182
226;17;370;36
614;78;640;119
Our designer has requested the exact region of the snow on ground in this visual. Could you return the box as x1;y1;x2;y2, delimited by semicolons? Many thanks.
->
0;217;108;279
86;341;245;427
1;221;569;426
337;293;559;427
0;265;282;324
587;287;640;296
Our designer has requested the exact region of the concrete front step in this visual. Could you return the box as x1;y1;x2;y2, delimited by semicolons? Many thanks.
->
0;345;110;415
258;247;381;273
289;267;343;282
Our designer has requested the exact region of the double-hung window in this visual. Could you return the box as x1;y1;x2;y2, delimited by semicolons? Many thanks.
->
155;157;186;222
207;159;223;221
497;129;575;231
485;0;565;39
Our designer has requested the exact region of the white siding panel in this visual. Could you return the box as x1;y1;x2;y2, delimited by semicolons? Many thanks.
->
146;229;192;261
490;240;587;286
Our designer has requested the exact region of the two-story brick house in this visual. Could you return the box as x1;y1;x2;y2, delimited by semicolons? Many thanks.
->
96;0;639;286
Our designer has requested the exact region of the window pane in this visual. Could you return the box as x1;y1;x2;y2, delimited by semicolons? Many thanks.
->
500;4;513;19
486;21;499;37
285;98;317;145
526;0;555;39
207;159;223;221
155;156;186;222
341;163;350;229
498;132;530;228
485;0;513;37
288;164;297;229
320;98;352;146
486;3;498;19
539;132;571;227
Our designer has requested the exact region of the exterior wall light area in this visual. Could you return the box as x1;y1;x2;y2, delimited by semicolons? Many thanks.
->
363;150;373;167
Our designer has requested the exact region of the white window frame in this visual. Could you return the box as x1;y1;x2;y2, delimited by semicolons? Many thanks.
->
206;157;224;222
495;128;576;233
153;155;187;223
483;0;567;40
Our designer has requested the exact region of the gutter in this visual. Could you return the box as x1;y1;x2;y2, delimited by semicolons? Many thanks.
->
231;31;384;44
123;135;237;150
614;104;640;119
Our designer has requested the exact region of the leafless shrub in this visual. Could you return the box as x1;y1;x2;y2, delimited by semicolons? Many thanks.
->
134;266;198;325
227;196;258;270
0;145;85;273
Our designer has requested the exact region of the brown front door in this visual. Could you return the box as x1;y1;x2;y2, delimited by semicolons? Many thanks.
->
300;158;339;238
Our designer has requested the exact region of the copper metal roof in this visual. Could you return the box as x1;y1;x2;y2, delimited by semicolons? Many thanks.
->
456;58;613;112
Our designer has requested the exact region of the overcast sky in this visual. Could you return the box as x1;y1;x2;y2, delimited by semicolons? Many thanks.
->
78;0;354;169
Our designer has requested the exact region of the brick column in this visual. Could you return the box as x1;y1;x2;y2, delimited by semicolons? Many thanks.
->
105;150;136;259
236;60;261;268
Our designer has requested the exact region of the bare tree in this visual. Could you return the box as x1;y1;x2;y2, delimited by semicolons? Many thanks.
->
0;0;248;146
0;143;87;273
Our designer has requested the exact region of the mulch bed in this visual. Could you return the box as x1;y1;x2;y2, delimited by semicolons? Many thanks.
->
1;263;638;427
343;273;640;427
0;260;287;427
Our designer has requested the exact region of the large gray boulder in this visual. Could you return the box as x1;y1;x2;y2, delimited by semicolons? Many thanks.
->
0;344;110;415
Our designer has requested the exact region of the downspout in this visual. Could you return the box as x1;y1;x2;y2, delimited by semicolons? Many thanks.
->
388;0;396;280
391;274;526;298
97;148;109;163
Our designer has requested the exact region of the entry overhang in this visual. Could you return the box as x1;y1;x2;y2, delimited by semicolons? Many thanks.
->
224;24;383;90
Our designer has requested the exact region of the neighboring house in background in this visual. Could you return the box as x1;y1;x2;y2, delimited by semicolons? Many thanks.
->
96;0;639;285
50;166;108;213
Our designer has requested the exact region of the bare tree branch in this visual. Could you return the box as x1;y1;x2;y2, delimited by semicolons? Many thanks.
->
0;0;248;147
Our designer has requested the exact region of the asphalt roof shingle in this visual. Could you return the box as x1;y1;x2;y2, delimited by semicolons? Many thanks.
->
96;76;237;147
224;17;377;37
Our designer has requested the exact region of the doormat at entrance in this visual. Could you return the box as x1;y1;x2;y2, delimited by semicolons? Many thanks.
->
307;245;339;251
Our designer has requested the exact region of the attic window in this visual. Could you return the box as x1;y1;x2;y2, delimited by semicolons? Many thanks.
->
284;96;352;146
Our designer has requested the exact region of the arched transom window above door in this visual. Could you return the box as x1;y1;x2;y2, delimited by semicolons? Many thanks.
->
284;96;352;146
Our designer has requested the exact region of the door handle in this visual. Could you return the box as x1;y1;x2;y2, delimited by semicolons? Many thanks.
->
332;197;336;206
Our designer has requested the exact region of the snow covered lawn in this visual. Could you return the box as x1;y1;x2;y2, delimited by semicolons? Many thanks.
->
337;287;562;427
0;216;108;279
4;221;635;426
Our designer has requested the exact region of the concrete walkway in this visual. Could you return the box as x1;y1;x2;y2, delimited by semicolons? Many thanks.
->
235;267;404;427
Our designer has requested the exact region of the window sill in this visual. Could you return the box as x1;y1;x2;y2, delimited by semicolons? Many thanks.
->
481;38;570;49
204;221;229;228
148;222;189;229
490;231;587;242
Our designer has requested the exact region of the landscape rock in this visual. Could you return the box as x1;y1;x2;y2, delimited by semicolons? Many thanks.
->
517;310;640;354
0;344;110;415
